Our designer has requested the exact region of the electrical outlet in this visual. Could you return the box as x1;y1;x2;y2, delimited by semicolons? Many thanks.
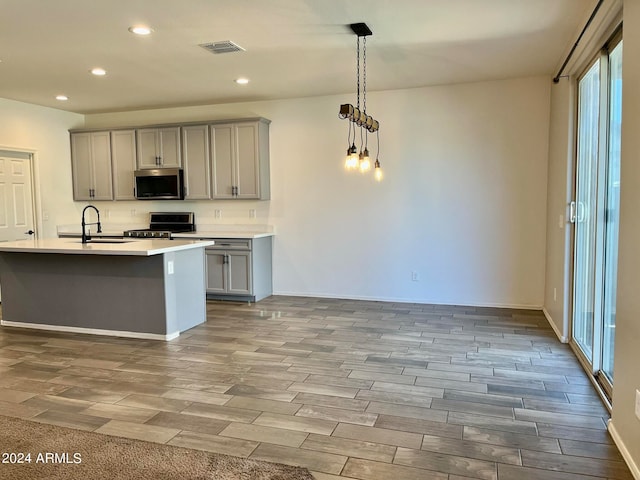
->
130;209;136;217
554;288;557;301
104;209;110;219
249;209;256;219
635;390;640;420
167;260;174;275
42;211;49;221
411;271;419;282
215;209;222;219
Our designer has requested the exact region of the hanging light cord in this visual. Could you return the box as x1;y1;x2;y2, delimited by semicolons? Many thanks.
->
376;130;380;160
347;117;352;147
363;36;368;150
363;36;367;115
356;36;361;111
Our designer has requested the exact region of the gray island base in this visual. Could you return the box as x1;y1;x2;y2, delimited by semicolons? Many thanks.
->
0;238;214;340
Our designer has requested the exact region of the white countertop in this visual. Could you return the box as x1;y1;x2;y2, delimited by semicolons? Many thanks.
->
57;224;275;240
173;231;274;239
0;238;215;256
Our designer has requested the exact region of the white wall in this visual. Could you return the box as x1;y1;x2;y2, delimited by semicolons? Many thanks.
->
0;98;84;238
610;0;640;474
82;76;550;308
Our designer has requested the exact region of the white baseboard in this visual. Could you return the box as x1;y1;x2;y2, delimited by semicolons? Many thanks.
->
608;420;640;480
542;307;568;343
272;291;542;310
0;320;179;341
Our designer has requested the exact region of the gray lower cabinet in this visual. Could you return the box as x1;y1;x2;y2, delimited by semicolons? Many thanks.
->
204;237;272;301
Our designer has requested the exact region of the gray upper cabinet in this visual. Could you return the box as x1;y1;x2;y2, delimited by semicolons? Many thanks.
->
136;127;181;169
182;125;211;200
211;119;270;200
70;131;113;201
110;130;137;200
70;118;270;202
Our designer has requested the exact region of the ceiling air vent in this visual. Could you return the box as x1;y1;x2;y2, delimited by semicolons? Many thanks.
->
199;41;245;55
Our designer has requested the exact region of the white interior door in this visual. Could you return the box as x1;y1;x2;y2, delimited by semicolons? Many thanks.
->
0;155;36;243
0;153;36;303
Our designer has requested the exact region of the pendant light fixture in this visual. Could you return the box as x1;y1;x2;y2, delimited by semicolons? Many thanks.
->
338;22;382;181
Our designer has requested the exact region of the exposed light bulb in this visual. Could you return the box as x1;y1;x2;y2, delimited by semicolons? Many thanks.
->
374;160;383;182
55;95;68;101
345;144;358;170
359;148;371;173
344;148;353;170
91;67;107;76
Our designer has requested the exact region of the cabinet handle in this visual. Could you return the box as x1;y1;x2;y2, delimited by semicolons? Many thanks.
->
222;253;228;264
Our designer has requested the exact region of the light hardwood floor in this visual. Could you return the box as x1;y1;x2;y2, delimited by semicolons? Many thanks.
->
0;297;633;479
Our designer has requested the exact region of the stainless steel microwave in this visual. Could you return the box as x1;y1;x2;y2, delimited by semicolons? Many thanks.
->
134;168;185;200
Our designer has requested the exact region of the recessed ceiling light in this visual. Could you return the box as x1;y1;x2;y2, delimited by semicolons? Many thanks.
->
235;78;249;85
91;67;107;76
128;25;152;36
55;95;68;101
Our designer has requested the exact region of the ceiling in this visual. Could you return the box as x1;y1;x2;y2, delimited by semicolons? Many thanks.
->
0;0;596;114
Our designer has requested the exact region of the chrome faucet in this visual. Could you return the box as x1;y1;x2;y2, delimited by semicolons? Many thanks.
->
81;205;102;243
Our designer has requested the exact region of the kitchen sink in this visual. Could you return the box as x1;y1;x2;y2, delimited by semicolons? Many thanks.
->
73;239;132;244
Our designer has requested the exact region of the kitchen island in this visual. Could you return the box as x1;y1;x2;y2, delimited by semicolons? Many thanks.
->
0;238;214;340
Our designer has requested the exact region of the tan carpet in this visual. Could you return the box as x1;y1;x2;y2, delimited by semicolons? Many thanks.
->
0;415;315;479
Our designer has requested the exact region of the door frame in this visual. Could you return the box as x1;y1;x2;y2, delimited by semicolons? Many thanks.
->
0;145;41;240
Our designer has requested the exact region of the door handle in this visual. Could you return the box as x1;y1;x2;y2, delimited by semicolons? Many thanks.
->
570;201;577;223
24;230;34;235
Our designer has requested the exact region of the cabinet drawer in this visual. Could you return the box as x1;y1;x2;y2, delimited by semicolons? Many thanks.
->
205;239;251;251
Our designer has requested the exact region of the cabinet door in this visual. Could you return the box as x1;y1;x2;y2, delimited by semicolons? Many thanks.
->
136;129;159;169
228;251;252;295
182;125;211;199
90;131;113;200
235;123;260;199
158;127;182;168
111;130;136;200
205;250;227;294
211;125;235;199
70;133;93;200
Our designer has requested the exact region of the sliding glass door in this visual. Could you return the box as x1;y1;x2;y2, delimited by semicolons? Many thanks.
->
573;60;600;363
601;40;623;385
572;35;622;398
